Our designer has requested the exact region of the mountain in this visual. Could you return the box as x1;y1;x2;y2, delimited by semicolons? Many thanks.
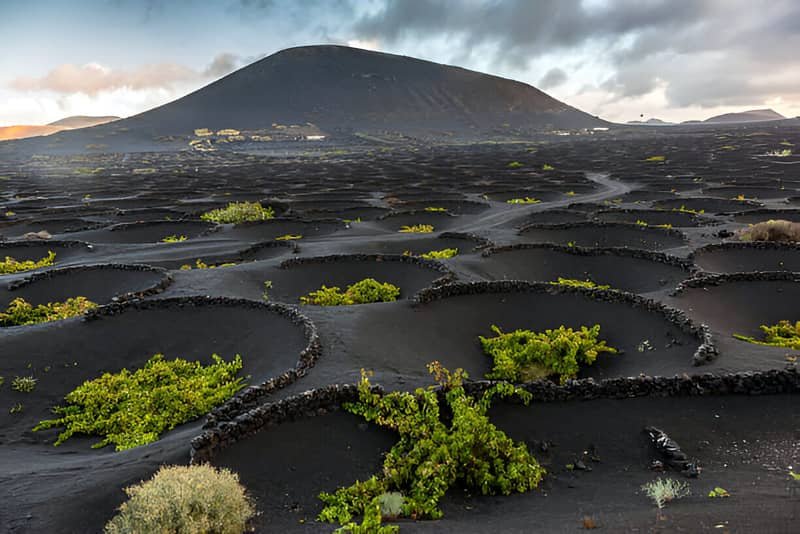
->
0;115;119;141
627;118;673;125
47;115;119;129
701;108;785;124
2;45;608;152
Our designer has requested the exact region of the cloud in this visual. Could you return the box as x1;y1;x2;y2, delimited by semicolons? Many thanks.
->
538;68;567;90
9;53;241;96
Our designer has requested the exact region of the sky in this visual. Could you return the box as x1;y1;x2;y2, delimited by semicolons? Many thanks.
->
1;0;799;126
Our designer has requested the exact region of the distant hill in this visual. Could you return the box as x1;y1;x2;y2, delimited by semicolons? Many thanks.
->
3;45;608;152
701;108;785;124
0;115;119;141
627;118;673;125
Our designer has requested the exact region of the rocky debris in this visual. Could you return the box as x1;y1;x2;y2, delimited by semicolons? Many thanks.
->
644;426;700;478
23;230;52;240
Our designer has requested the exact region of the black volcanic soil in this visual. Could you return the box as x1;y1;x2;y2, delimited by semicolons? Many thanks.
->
2;127;800;533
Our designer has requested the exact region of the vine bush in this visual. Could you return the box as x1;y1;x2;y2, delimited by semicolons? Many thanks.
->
0;296;97;326
479;324;617;383
318;362;545;531
0;250;56;274
549;277;610;290
34;354;245;450
300;278;400;306
201;201;275;224
398;225;434;233
404;248;458;260
734;320;800;349
506;197;541;205
161;235;187;243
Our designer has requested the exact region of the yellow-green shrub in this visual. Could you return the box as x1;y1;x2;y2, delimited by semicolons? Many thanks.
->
0;296;97;326
733;320;800;349
201;201;274;224
104;464;255;534
399;224;434;233
0;250;56;274
300;278;400;306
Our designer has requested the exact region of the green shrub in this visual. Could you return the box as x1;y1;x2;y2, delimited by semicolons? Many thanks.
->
542;163;555;171
161;234;187;243
506;197;540;204
11;375;37;393
507;161;524;168
423;207;447;212
549;277;610;290
275;233;302;241
480;324;616;383
104;464;255;534
34;353;245;450
0;250;56;274
645;155;666;162
200;201;275;224
733;320;800;349
300;279;400;306
0;296;97;326
417;248;458;259
318;363;544;529
641;478;690;509
398;224;434;233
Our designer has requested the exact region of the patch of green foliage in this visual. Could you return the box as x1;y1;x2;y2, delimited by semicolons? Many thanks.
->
542;163;555;171
398;224;434;233
318;362;544;530
479;324;616;383
11;375;37;393
407;248;458;259
161;234;187;243
179;259;236;270
200;201;275;224
506;197;541;204
708;487;730;498
423;207;447;212
641;478;690;509
275;233;302;241
733;320;800;349
645;155;666;162
672;205;705;215
507;161;524;168
0;250;56;274
0;296;97;326
33;353;245;451
549;277;610;290
300;278;400;306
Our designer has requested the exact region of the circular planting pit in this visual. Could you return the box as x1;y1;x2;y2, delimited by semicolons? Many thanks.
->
692;242;800;273
671;273;800;346
0;218;105;239
346;281;712;382
733;209;800;224
0;240;95;270
501;209;588;229
72;220;217;244
337;232;490;256
653;197;762;214
237;240;299;262
373;210;459;232
593;208;713;228
0;296;318;451
477;245;693;293
267;254;453;303
221;218;346;242
398;199;491;215
300;206;390;221
0;264;171;309
518;222;687;251
702;185;795;200
113;207;187;223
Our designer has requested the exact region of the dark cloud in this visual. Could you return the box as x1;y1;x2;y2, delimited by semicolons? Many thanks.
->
351;0;800;110
538;68;567;90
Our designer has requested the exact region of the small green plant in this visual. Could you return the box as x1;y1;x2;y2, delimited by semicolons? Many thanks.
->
200;201;275;224
417;248;458;259
565;191;576;196
9;403;23;414
479;324;616;383
507;197;541;204
262;280;273;301
765;149;792;157
318;363;544;530
275;233;302;241
542;163;554;171
104;464;255;534
549;277;610;290
672;205;704;215
641;478;690;509
399;224;434;233
645;155;666;162
507;161;524;168
708;487;730;498
635;219;649;226
300;279;400;306
0;250;56;274
654;223;673;229
33;353;245;450
161;234;187;243
0;297;97;326
423;207;447;212
378;492;405;520
11;375;37;393
180;259;237;270
733;320;800;349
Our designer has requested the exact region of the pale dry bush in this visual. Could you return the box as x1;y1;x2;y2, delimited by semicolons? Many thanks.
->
737;219;800;243
105;464;255;534
641;477;690;509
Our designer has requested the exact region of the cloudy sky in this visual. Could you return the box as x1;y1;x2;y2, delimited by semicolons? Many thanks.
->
2;0;799;126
